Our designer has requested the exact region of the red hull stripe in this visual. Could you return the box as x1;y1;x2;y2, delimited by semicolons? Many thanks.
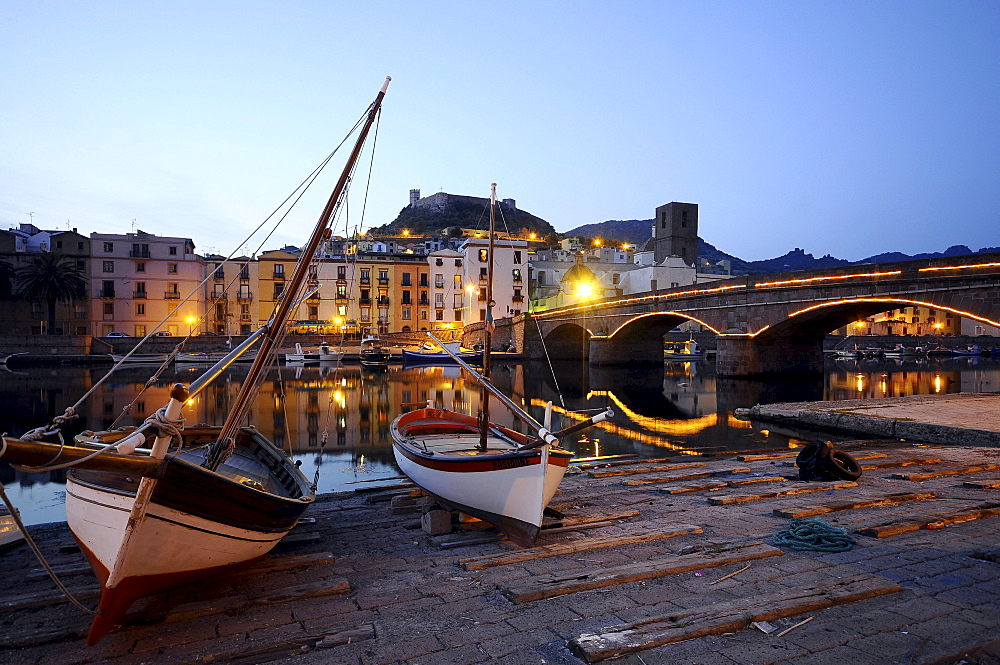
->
393;439;571;474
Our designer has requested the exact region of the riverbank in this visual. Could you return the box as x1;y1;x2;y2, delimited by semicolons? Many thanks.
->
743;393;1000;447
2;439;998;664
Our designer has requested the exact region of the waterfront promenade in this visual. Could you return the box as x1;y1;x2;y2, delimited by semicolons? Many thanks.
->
2;432;998;664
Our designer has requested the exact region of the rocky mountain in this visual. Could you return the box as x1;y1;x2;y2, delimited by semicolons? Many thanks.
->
566;218;1000;275
372;197;557;239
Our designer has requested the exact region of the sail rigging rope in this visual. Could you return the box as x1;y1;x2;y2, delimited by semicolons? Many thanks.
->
0;482;98;616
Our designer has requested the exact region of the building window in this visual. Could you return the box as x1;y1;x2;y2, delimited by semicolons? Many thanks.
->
453;294;463;308
361;308;370;322
240;264;250;280
402;272;411;286
479;267;487;279
135;325;146;337
168;263;177;273
480;309;486;321
169;246;178;255
103;261;114;272
454;274;461;287
419;273;428;287
402;290;411;304
435;293;444;308
103;302;114;317
402;307;412;320
454;309;462;321
103;242;113;252
514;250;522;264
136;262;145;273
435;274;444;288
360;268;370;284
136;303;145;315
435;310;444;321
538;270;546;285
309;306;318;319
274;283;285;299
338;265;347;280
479;249;488;262
512;268;521;282
337;285;347;299
420;309;428;320
274;264;285;278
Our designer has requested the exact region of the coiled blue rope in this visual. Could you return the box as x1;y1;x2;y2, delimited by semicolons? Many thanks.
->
773;518;856;552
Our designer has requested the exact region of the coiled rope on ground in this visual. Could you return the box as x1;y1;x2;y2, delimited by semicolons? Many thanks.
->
773;518;856;552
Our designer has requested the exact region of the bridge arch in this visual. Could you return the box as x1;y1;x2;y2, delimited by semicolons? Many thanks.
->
588;312;717;365
539;322;593;359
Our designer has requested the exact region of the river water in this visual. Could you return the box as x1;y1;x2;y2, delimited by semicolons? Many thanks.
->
2;355;998;526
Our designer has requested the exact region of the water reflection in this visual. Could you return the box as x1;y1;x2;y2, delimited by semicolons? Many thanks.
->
2;355;998;525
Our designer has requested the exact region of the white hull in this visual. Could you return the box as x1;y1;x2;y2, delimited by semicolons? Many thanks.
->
392;440;564;535
66;477;282;582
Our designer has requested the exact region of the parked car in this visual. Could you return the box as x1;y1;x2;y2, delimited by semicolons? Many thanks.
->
105;332;128;337
152;331;171;337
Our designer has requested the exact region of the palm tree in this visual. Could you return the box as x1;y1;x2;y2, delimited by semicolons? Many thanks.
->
14;252;88;335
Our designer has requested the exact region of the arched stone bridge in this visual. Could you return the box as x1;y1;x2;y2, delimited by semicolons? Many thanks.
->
500;253;1000;376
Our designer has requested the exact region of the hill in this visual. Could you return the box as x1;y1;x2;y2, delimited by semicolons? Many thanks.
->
371;197;557;239
565;218;1000;275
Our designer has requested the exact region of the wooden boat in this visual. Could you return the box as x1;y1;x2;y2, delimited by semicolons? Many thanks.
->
391;185;611;547
359;329;392;367
175;350;259;363
663;337;704;361
402;340;482;365
0;505;25;551
0;77;391;644
284;342;343;363
109;353;172;364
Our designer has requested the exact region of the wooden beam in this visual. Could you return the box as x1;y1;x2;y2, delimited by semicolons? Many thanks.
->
891;464;1000;481
856;501;1000;537
772;492;937;519
622;467;751;487
707;481;859;505
589;463;706;478
460;524;703;571
568;576;901;663
502;541;782;603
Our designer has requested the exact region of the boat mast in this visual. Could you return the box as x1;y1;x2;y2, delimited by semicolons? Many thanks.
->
478;183;497;450
205;76;391;470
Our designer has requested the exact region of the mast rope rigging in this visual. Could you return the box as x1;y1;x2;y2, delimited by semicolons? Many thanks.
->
0;482;98;616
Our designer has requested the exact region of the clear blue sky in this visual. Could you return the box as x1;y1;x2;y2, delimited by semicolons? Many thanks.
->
2;1;997;261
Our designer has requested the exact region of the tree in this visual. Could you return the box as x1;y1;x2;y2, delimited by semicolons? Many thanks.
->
14;252;88;335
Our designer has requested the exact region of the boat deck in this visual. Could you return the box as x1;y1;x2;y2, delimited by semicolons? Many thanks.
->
3;439;999;664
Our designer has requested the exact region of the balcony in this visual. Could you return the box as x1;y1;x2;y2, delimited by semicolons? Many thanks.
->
377;297;390;306
132;290;147;299
129;250;151;258
419;298;429;306
98;289;116;299
359;298;372;306
237;292;253;302
164;291;181;300
512;295;524;303
211;292;227;300
272;271;285;280
377;277;389;285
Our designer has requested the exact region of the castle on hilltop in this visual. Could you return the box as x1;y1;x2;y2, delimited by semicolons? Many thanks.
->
409;189;517;212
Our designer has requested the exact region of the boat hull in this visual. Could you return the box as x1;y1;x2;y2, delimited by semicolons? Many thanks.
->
390;408;572;546
2;426;314;644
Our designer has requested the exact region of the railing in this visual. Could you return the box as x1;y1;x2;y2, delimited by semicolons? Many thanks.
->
164;292;180;299
378;278;389;285
132;290;147;299
377;297;390;306
129;250;151;258
211;292;227;300
98;290;115;299
237;292;253;301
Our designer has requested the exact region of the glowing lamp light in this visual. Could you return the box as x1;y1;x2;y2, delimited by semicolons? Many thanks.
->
577;283;593;298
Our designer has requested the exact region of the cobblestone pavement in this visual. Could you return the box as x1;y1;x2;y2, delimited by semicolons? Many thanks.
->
1;439;999;665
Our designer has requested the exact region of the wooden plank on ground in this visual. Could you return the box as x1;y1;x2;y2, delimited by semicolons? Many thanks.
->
726;475;789;487
707;481;859;506
622;467;750;487
772;492;938;519
737;452;798;462
658;481;729;494
460;524;703;571
856;501;1000;537
576;456;671;469
589;462;706;479
502;541;782;603
567;575;902;663
546;508;641;527
891;464;1000;481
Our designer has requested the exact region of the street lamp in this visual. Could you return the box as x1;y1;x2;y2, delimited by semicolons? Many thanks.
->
186;316;197;335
